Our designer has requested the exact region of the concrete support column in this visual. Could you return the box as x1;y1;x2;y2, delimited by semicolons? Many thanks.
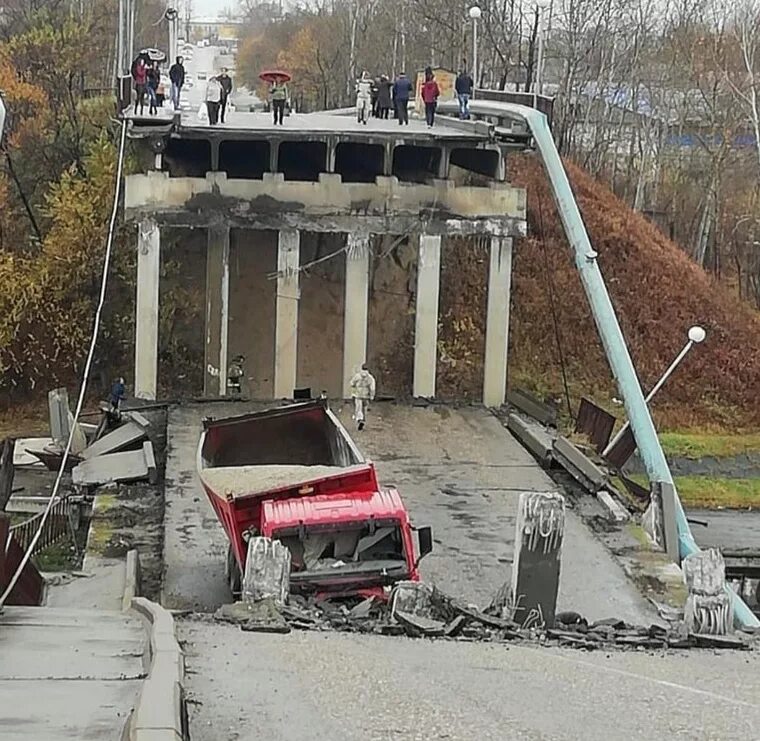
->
413;234;442;399
134;218;160;400
483;237;514;407
274;229;300;399
204;224;230;396
342;234;371;398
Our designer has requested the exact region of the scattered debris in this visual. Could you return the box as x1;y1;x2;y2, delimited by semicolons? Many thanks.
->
211;580;754;651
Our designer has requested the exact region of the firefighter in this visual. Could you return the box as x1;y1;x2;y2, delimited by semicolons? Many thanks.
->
349;363;376;430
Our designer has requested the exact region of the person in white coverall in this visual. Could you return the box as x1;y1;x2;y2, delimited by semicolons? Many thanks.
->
350;364;376;430
356;71;372;125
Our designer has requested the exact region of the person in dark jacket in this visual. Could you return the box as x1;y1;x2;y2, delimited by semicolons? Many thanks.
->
392;72;413;125
169;56;185;110
218;68;233;123
109;378;126;411
146;61;160;115
455;69;474;119
421;68;440;127
376;75;392;119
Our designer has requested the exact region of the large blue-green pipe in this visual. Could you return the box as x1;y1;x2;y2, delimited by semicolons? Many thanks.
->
470;100;758;629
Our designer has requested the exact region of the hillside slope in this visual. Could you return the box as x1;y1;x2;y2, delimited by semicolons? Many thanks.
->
507;155;760;430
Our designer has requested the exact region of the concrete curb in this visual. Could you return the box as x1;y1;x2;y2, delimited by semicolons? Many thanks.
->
122;549;142;611
128;596;186;741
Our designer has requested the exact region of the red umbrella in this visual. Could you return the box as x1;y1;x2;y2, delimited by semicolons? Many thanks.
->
259;69;292;83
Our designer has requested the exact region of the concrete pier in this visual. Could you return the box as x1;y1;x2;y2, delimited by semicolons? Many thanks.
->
342;234;370;398
274;229;300;399
483;237;513;407
134;218;160;400
413;234;442;399
204;224;230;396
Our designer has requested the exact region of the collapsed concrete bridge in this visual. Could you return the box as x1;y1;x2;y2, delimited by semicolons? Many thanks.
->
124;111;528;404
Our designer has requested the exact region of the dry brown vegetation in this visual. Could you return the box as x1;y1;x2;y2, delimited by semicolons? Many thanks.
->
508;155;760;430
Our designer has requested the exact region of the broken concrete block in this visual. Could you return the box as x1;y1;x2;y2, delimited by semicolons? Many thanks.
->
596;489;630;523
552;437;607;492
389;581;435;620
72;447;152;486
143;441;157;485
242;536;291;606
48;388;70;447
510;491;565;629
81;421;148;460
507;413;555;466
125;410;151;429
394;610;446;637
683;549;733;635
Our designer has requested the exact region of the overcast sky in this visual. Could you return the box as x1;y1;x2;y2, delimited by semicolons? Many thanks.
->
191;0;237;18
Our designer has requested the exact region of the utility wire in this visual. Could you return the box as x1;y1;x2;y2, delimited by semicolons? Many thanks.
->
0;119;128;608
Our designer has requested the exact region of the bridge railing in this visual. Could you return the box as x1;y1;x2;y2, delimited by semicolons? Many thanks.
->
1;514;44;605
474;89;554;128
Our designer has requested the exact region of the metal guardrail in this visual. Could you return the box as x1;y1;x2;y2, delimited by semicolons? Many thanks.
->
1;515;44;605
10;497;74;556
474;89;554;128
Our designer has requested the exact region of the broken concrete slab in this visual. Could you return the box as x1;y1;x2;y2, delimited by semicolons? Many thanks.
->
72;444;154;486
552;436;607;493
81;420;148;460
125;410;152;429
597;489;630;523
507;388;558;427
394;610;446;637
507;413;555;466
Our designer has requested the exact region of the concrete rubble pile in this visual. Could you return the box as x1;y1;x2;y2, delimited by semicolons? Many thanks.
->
212;580;755;651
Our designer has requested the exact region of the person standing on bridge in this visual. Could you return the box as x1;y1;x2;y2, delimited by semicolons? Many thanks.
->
376;75;392;119
169;56;185;111
350;364;376;431
393;72;413;125
356;70;372;125
205;76;222;125
270;76;288;126
421;67;440;127
147;61;160;115
132;57;147;116
218;68;233;124
455;68;474;120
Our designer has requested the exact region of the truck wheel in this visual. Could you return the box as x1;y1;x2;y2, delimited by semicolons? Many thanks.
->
226;544;242;596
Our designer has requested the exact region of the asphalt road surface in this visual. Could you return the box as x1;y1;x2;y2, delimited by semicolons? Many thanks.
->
163;401;760;740
180;620;760;741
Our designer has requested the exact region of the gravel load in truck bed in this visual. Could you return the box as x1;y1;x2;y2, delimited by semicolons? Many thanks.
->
200;464;364;498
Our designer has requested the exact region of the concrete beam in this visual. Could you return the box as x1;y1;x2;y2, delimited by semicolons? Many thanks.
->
483;237;513;407
134;218;160;400
274;229;300;399
204;224;231;396
342;234;370;399
124;171;527;223
413;235;442;398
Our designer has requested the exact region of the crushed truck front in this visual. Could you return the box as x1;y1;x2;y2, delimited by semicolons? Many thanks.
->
197;400;432;598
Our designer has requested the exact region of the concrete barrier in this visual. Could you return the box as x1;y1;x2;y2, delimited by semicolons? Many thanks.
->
127;597;186;741
122;549;142;612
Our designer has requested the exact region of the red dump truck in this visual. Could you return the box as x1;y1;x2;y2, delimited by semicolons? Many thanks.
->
197;400;432;599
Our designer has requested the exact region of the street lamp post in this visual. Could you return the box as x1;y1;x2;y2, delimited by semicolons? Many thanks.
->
469;6;481;93
602;326;707;458
535;0;550;100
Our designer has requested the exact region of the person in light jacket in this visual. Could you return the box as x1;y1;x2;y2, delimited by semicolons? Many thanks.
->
350;364;376;430
205;76;222;125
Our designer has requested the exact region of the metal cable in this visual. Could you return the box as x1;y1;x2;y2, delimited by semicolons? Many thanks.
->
0;119;128;607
